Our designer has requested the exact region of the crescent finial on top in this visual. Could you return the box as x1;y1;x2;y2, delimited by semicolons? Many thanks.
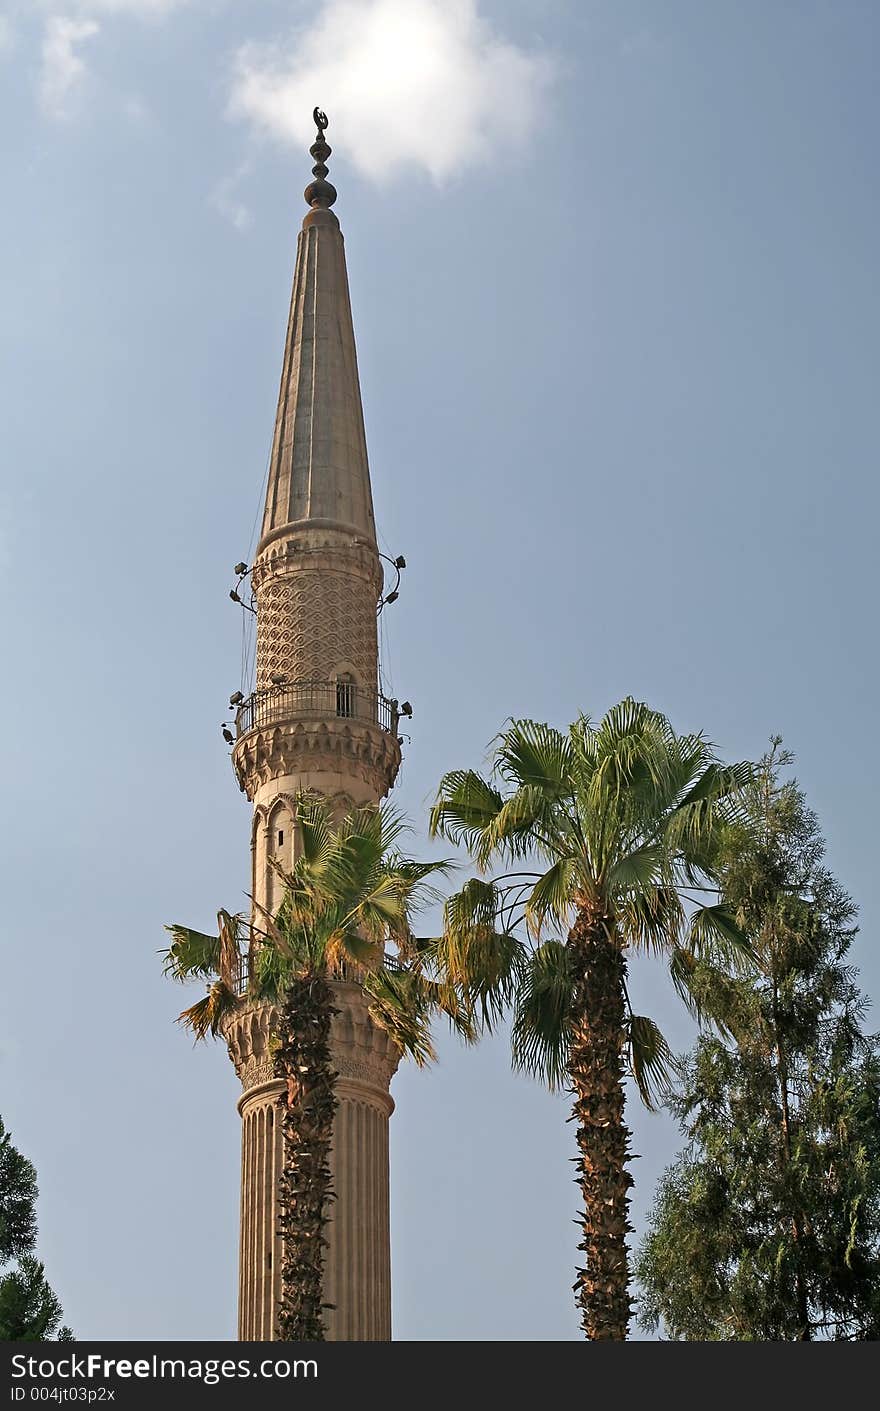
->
305;107;336;211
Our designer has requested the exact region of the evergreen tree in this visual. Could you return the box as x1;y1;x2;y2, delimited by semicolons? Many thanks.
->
636;742;880;1340
0;1117;38;1263
0;1118;72;1340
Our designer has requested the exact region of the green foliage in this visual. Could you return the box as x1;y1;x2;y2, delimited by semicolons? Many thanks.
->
0;1119;72;1340
431;700;752;1338
627;1015;676;1112
431;700;751;1093
162;924;222;982
636;743;880;1340
164;794;458;1341
163;793;457;1065
0;1118;38;1264
0;1257;73;1341
510;941;572;1089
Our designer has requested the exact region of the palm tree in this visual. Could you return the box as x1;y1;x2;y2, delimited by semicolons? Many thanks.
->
163;793;462;1341
429;699;752;1340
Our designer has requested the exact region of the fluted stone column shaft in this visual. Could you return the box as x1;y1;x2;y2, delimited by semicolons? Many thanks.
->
224;983;400;1341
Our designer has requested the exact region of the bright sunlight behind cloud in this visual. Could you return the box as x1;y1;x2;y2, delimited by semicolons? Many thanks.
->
229;0;554;184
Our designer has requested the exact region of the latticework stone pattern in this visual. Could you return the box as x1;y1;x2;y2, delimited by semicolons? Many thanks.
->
255;570;378;691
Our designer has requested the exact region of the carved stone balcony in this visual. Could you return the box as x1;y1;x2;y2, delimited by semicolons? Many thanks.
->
230;680;403;800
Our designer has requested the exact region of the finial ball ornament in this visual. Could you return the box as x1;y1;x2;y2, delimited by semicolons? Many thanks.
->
305;106;337;210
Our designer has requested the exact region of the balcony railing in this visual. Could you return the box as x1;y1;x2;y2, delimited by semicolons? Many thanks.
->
234;680;399;738
226;950;398;998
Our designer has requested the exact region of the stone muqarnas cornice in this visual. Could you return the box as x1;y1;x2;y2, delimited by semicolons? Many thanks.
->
222;982;401;1111
232;716;402;800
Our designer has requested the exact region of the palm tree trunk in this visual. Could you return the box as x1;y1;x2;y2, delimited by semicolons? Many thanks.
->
568;907;633;1340
274;973;338;1341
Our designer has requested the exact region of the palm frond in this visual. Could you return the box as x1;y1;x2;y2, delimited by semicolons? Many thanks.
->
627;1013;676;1110
345;873;412;932
371;801;413;854
619;886;686;956
295;792;335;869
429;770;504;847
217;909;244;990
477;783;562;868
425;977;478;1044
384;855;455;891
162;924;221;982
511;941;572;1090
688;904;754;970
493;719;573;793
668;946;700;1019
398;938;477;1041
665;762;753;881
587;704;684;835
326;929;382;975
177;980;238;1042
524;856;577;937
251;942;292;1001
607;843;667;894
363;967;437;1067
440;878;526;1025
675;759;754;809
246;893;296;960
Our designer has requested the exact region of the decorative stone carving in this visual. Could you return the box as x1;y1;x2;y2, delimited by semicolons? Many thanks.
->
232;716;401;800
222;982;401;1109
255;570;378;691
251;533;382;595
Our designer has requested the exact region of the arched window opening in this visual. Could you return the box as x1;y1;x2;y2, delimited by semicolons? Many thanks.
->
336;673;356;718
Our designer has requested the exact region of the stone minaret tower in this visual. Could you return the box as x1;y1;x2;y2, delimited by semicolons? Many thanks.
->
223;113;403;1342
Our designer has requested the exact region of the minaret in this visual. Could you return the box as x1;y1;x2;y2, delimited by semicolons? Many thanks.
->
222;112;403;1342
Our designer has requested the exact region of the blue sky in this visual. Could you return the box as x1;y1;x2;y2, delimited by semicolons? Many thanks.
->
1;0;878;1341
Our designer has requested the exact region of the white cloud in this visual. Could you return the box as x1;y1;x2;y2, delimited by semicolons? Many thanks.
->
229;0;554;184
0;18;15;55
33;0;191;120
39;16;100;118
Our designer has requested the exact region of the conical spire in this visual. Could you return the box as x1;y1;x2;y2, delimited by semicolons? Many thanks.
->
259;110;378;551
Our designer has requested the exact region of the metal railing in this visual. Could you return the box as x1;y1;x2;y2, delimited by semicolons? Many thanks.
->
227;950;387;998
228;956;250;997
235;680;398;738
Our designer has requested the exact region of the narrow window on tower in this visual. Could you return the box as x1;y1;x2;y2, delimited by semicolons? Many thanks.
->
278;830;284;846
336;672;356;718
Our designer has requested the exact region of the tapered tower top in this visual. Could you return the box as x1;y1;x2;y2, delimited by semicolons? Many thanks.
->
259;110;378;553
